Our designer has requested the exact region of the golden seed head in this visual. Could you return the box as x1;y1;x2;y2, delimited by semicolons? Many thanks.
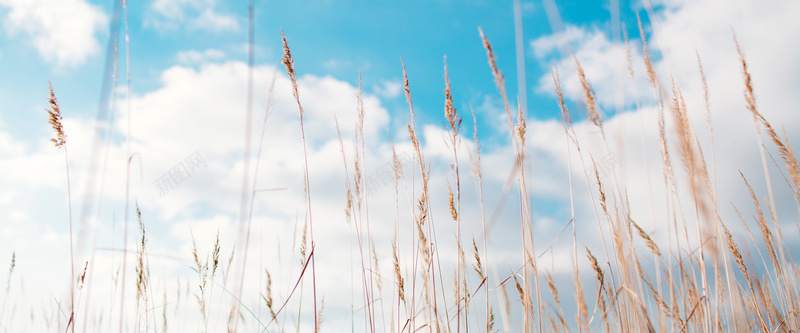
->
46;82;66;148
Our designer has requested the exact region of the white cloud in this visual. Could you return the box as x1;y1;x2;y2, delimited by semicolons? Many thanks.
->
175;48;226;64
531;24;656;111
147;0;238;32
0;0;108;67
372;80;402;99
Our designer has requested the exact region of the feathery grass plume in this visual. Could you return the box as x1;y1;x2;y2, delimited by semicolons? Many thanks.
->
552;62;574;135
334;118;353;225
623;27;635;78
631;218;660;256
299;220;308;267
572;54;603;131
315;297;325;331
585;247;607;304
262;268;277;321
392;238;405;305
447;183;457;221
573;265;589;331
727;207;751;278
516;101;527;148
636;13;656;87
488;306;495;331
78;260;88;289
371;243;382;292
443;56;461;134
670;79;716;264
545;273;568;331
735;36;800;200
479;27;519;153
726;207;772;330
281;30;301;118
190;230;208;323
740;172;780;272
472;238;484;281
135;204;149;315
697;51;711;126
47;82;66;148
211;232;221;279
513;274;525;304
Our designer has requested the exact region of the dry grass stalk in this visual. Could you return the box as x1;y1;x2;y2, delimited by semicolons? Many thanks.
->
190;231;208;322
516;101;527;148
281;29;319;330
392;239;406;305
623;27;634;78
740;173;780;273
447;183;457;221
135;205;149;316
569;266;587;332
735;38;800;201
545;273;568;331
636;13;656;87
372;243;382;292
443;56;461;134
299;220;308;267
315;297;325;331
262;268;277;321
471;239;484;281
47;82;66;148
631;219;660;256
572;55;603;131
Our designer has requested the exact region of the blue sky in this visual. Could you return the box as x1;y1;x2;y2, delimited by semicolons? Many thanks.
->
1;0;800;331
0;0;653;143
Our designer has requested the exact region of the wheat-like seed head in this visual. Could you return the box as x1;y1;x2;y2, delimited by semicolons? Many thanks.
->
545;273;561;309
552;62;572;129
211;232;220;278
516;101;527;147
46;82;66;148
299;220;308;267
447;183;457;221
479;27;503;91
572;54;603;130
623;27;635;78
637;13;656;87
631;218;660;256
371;243;382;291
392;239;406;305
443;56;461;135
472;238;484;280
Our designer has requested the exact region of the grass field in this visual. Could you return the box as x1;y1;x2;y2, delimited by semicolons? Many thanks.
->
1;1;800;332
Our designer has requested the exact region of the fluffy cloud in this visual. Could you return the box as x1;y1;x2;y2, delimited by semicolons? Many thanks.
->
0;0;108;67
148;0;238;32
175;48;226;64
